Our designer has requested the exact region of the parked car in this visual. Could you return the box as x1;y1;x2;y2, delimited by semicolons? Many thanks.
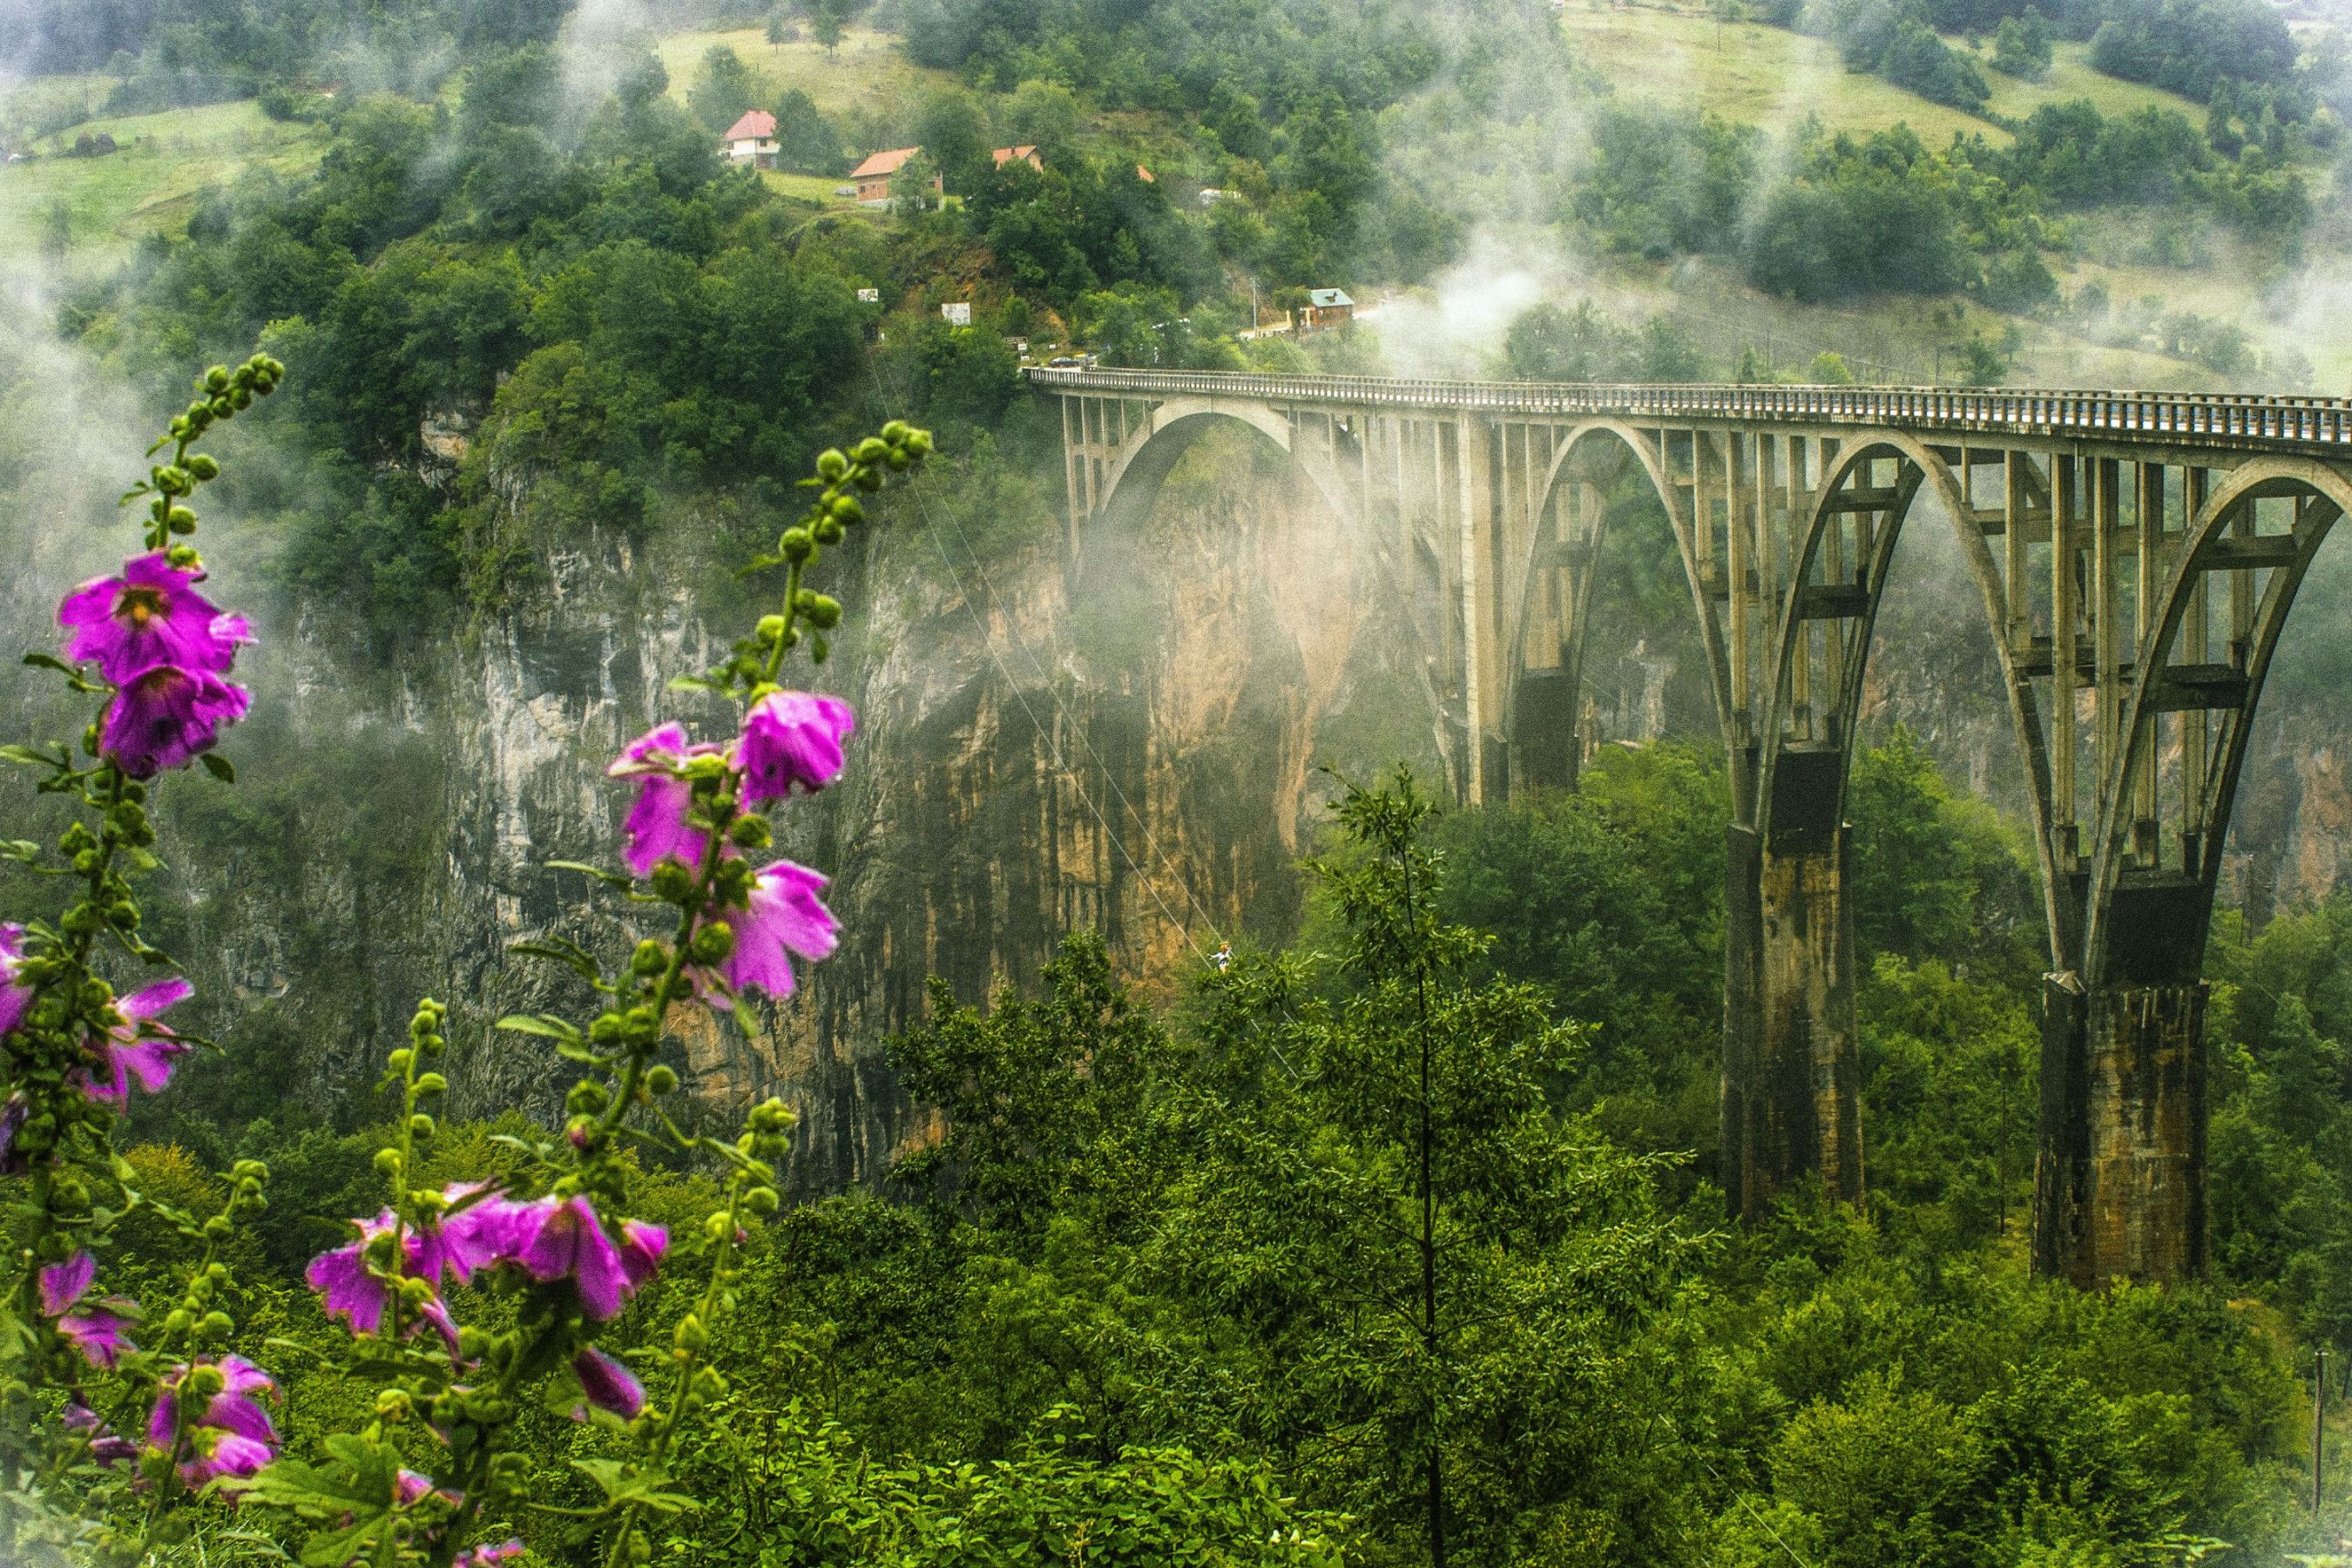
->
1047;355;1080;368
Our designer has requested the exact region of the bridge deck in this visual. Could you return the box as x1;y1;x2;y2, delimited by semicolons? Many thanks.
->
1026;366;2352;458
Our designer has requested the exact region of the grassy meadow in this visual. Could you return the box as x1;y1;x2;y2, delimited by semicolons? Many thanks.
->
1556;2;2204;142
0;95;327;269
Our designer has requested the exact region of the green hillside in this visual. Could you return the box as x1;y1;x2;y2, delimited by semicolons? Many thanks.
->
0;95;327;267
1558;4;2207;141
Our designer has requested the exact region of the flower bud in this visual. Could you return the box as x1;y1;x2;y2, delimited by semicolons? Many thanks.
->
375;1388;410;1418
690;921;735;963
780;527;814;564
166;507;197;534
853;437;889;464
203;1214;231;1239
399;1276;435;1308
882;420;910;443
184;1362;224;1396
906;428;933;456
728;814;771;849
828;494;863;525
806;595;841;630
166;544;200;569
204;367;231;394
566;1080;609;1115
388;1048;413;1074
198;1309;233;1341
816;449;848;481
887;448;910;470
756;614;787;645
812;518;843;546
631;940;666;976
673;1314;706;1353
414;1072;448;1096
645;1064;679;1096
742;1185;779;1215
409;1113;436;1139
651;863;693;902
186;454;220;481
375;1150;404;1181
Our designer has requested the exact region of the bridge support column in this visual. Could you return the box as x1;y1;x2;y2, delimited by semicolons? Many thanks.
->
2032;977;2207;1288
1721;825;1864;1224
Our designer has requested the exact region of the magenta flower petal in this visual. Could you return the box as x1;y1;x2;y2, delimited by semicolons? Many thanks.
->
187;1429;275;1487
618;1220;666;1292
65;1401;138;1465
306;1224;390;1337
609;723;725;879
0;925;28;1038
517;1197;631;1321
436;1186;532;1282
571;1346;645;1420
455;1540;526;1568
217;1355;276;1400
738;691;854;804
120;977;193;1024
79;983;194;1109
719;862;838;1001
38;1251;95;1316
101;663;249;779
60;1307;132;1370
59;554;252;684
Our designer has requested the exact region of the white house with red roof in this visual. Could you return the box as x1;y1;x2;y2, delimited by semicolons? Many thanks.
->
722;110;779;169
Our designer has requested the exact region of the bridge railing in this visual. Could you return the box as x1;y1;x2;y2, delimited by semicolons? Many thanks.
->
1024;366;2352;454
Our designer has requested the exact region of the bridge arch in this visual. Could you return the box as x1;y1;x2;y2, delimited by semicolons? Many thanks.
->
1078;395;1358;541
2082;456;2352;988
1498;420;1731;792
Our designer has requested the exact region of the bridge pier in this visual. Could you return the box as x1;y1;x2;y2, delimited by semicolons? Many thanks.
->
1722;825;1864;1223
2032;977;2208;1287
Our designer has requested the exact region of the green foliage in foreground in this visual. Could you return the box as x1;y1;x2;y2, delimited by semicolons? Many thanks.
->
96;739;2352;1567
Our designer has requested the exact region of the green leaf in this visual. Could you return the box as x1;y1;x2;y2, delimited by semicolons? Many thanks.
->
199;752;235;783
0;745;59;768
495;1014;585;1045
546;859;633;890
510;936;612;988
20;652;76;675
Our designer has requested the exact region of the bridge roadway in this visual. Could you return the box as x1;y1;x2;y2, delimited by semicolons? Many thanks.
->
1030;364;2352;1287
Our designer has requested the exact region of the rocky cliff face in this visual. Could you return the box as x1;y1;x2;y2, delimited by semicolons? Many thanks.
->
12;396;2352;1192
130;422;1434;1193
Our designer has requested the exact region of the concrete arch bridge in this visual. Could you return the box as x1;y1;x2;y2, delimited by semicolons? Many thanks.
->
1030;363;2352;1288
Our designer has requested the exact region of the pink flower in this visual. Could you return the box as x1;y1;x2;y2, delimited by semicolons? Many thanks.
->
149;1355;278;1489
607;723;727;879
421;1183;528;1285
0;924;28;1038
737;691;853;804
618;1220;666;1293
58;553;252;684
100;663;249;779
511;1196;637;1321
305;1212;457;1350
713;862;837;1003
570;1346;645;1420
454;1540;524;1568
78;978;193;1108
40;1250;136;1370
65;1400;139;1465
